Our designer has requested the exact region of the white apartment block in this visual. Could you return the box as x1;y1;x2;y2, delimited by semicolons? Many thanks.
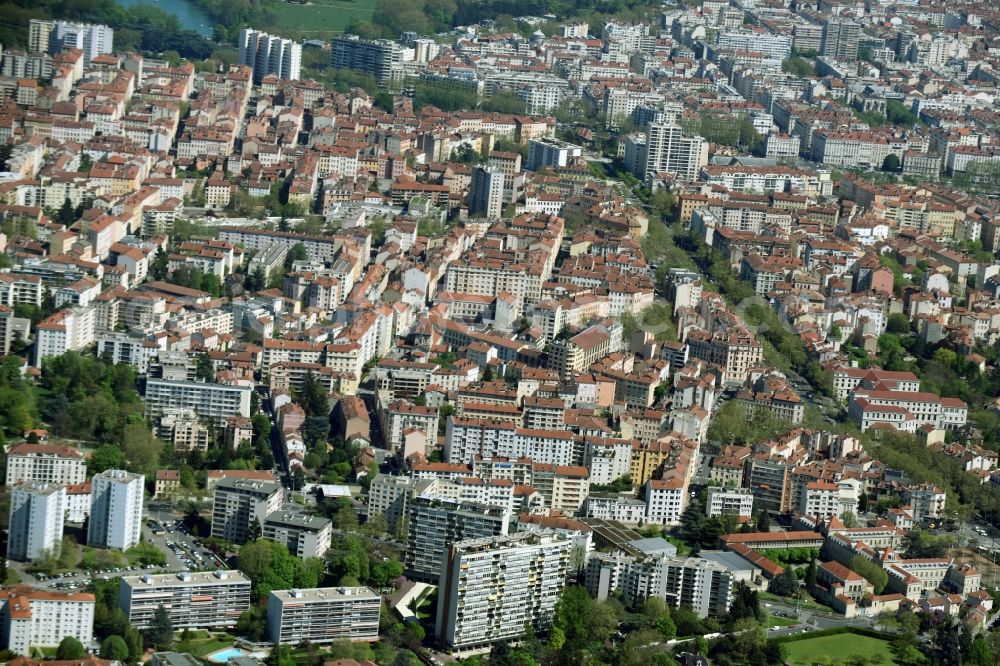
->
52;21;113;64
88;469;144;551
34;305;96;367
0;586;95;655
267;587;380;645
384;400;439;452
585;553;734;618
211;478;283;543
262;511;333;559
436;532;570;651
7;483;65;562
643;122;708;184
237;28;302;83
706;487;753;520
444;418;576;466
145;378;253;426
525;138;582;171
119;570;251;629
645;478;688;526
903;484;947;523
4;443;86;486
368;474;433;531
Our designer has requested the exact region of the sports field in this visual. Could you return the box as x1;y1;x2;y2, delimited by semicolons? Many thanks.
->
784;633;898;666
273;0;376;34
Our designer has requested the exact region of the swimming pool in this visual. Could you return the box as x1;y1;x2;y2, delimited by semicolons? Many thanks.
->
207;648;244;663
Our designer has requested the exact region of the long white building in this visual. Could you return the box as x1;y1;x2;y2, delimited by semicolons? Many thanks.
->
88;469;144;551
436;532;570;651
145;378;253;426
119;570;251;629
7;482;65;562
267;587;380;645
0;586;95;655
4;443;86;486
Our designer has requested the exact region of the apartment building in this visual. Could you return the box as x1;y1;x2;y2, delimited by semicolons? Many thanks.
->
645;478;688;526
437;533;570;651
383;400;439;453
34;305;96;367
262;511;333;558
585;554;734;618
7;483;65;562
902;483;946;523
548;320;623;380
211;478;283;544
444;418;576;466
686;329;763;386
821;18;860;61
330;35;405;85
4;443;85;486
404;495;512;582
267;586;380;645
642;122;708;184
368;474;434;532
144;378;253;426
469;166;505;220
238;28;301;83
706;487;754;521
88;469;144;551
529;464;590;514
0;586;95;655
525;138;582;171
119;570;251;629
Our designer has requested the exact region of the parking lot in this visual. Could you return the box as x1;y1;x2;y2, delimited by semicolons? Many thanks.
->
143;518;228;572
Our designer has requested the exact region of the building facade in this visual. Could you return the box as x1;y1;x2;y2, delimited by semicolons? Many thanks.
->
88;469;144;551
267;587;380;645
7;482;65;562
119;570;251;629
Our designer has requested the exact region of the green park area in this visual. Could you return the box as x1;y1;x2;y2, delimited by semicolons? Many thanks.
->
273;0;377;35
784;633;898;666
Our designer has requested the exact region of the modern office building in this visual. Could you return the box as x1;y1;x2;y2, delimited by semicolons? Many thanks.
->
119;570;251;629
330;35;404;86
4;443;86;486
0;585;95;655
267;587;380;645
51;21;114;65
262;511;333;558
238;28;302;83
821;18;860;61
468;166;506;220
404;495;512;582
7;482;65;562
88;469;144;551
643;122;708;183
211;478;283;543
144;377;253;426
436;532;570;651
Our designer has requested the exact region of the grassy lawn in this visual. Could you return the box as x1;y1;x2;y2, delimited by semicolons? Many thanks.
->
175;631;235;657
760;592;827;612
784;634;898;666
273;0;376;34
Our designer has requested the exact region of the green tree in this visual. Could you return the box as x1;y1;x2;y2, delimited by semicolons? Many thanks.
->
284;243;308;270
100;635;130;660
299;371;329;417
849;555;889;594
782;56;815;76
121;422;163;478
244;266;266;292
147;603;174;649
882;153;901;172
886;312;910;334
89;444;125;474
768;568;798;596
56;636;86;660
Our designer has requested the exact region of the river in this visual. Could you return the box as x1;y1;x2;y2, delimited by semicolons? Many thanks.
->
117;0;214;37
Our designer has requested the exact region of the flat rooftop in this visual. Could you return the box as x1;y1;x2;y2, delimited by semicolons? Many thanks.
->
270;586;379;603
122;570;251;587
